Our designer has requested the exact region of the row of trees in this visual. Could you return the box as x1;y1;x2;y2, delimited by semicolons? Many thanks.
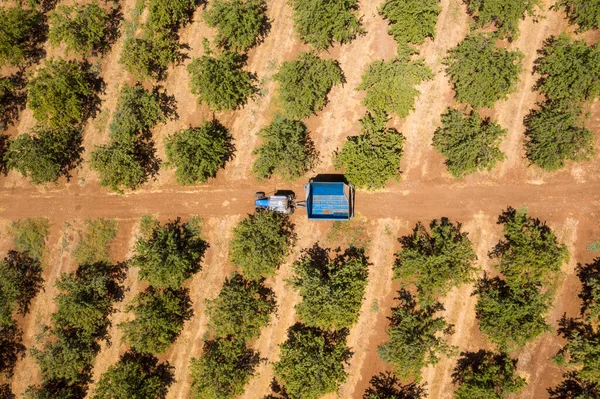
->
549;258;600;397
524;34;600;171
189;211;295;398
333;2;439;190
26;219;125;398
120;0;195;81
0;218;49;398
89;217;207;398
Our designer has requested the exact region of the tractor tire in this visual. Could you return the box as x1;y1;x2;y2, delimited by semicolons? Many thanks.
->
255;192;265;199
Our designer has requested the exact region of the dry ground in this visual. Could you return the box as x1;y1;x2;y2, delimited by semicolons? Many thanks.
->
1;0;600;398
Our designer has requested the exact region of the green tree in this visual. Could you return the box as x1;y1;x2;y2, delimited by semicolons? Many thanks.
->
90;140;160;193
206;272;276;341
188;51;256;111
52;262;127;341
0;323;25;378
132;218;208;289
378;290;455;381
548;373;600;399
555;317;600;384
165;121;234;185
0;383;15;399
273;52;344;119
394;218;477;304
578;259;600;323
474;276;552;349
334;111;404;189
534;34;600;103
120;34;186;81
27;58;102;127
5;126;83;184
433;108;507;177
229;211;296;280
8;217;50;261
24;377;88;399
0;251;44;327
363;372;426;399
92;351;174;399
0;7;43;67
357;54;433;118
491;207;569;287
204;0;269;53
524;101;595;171
148;0;196;30
274;323;351;399
444;33;523;108
0;74;27;131
464;0;541;40
290;244;369;330
379;0;440;45
31;328;99;383
453;350;526;399
289;0;364;50
554;0;600;32
48;2;110;56
190;337;261;399
119;287;193;354
252;116;318;181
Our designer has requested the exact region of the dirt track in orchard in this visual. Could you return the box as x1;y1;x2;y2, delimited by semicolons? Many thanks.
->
2;0;600;398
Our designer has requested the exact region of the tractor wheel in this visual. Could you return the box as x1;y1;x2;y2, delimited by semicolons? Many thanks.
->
255;192;265;199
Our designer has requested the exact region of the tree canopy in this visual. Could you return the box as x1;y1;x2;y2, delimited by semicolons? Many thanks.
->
165;120;234;185
48;2;111;56
554;0;600;32
92;351;174;399
0;251;44;327
132;218;207;289
51;262;127;342
229;211;296;280
190;337;261;399
379;0;440;45
464;0;541;40
578;259;600;323
290;244;369;330
0;324;25;378
5;126;83;184
0;74;27;131
554;317;600;385
334;111;404;190
273;52;344;119
0;7;43;67
147;0;196;31
433;108;507;177
452;350;526;399
252;116;318;181
394;218;477;304
474;276;552;350
490;207;568;287
8;217;50;261
378;290;455;381
548;373;600;399
119;287;193;354
289;0;363;50
363;372;426;399
188;51;256;111
524;101;595;171
204;0;269;53
206;272;276;341
444;33;523;109
27;58;102;128
357;55;432;118
120;34;186;81
534;34;600;104
273;323;351;399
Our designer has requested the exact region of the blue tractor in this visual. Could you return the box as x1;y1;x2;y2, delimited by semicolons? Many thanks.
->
254;181;355;220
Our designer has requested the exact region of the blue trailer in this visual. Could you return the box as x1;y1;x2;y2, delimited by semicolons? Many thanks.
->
301;181;354;221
